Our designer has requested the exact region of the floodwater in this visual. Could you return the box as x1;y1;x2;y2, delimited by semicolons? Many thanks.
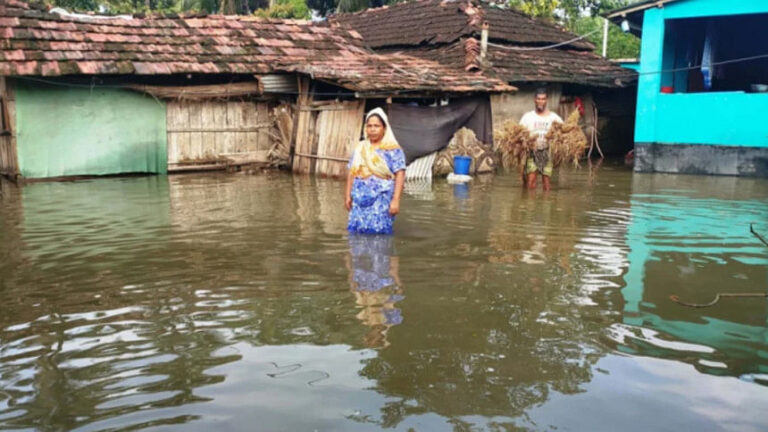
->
1;165;767;432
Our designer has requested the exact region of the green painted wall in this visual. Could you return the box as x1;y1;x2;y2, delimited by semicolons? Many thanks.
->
15;82;167;179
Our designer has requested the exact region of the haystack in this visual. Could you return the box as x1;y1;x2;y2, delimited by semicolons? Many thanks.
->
545;110;588;167
433;128;497;176
493;120;536;169
267;105;293;168
494;110;588;170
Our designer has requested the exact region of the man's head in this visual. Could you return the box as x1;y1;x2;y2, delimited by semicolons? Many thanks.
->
534;88;548;113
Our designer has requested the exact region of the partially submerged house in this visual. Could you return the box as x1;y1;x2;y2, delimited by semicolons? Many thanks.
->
606;0;768;177
333;0;637;154
0;0;513;181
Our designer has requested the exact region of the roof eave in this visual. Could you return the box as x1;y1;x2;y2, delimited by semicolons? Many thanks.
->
603;0;680;19
603;0;681;36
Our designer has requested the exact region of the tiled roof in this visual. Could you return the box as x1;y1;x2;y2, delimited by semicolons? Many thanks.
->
332;0;636;88
0;0;514;93
331;0;594;51
487;45;635;88
381;39;634;88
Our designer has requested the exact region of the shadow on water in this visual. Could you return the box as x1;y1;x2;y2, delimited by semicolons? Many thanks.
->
0;166;767;431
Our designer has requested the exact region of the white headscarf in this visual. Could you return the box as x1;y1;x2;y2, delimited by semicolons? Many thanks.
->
363;107;400;147
349;108;402;179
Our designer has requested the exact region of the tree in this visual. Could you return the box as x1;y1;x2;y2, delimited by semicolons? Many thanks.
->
335;0;368;13
570;15;640;59
508;0;558;19
507;0;640;59
254;0;310;19
509;0;634;22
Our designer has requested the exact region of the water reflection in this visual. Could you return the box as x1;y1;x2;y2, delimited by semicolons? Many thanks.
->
346;235;404;349
1;168;768;431
618;174;768;381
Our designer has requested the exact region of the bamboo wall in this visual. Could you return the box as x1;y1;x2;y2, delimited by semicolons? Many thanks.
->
167;100;272;171
293;78;364;177
0;78;19;179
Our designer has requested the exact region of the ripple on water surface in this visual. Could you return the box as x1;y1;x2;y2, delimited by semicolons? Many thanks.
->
1;169;767;431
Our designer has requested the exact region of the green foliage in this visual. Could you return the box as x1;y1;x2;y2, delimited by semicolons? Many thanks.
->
569;15;640;59
507;0;558;19
47;0;262;13
509;0;634;21
50;0;100;10
336;0;368;13
507;0;639;59
254;0;309;19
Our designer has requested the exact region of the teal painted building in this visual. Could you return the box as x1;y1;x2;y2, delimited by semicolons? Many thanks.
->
607;0;768;177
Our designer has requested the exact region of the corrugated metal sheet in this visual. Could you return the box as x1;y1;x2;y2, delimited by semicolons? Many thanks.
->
405;152;436;180
260;74;298;94
404;179;434;200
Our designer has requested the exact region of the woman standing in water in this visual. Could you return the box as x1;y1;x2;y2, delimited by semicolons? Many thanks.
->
345;108;406;235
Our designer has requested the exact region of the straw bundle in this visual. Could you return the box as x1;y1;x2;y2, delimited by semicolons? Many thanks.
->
267;105;293;167
546;110;588;167
433;128;497;176
493;120;536;169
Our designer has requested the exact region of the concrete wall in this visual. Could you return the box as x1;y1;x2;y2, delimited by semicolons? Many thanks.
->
15;82;167;179
490;84;562;129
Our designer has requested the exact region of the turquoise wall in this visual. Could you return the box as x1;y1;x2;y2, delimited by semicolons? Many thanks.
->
15;82;167;179
635;0;768;148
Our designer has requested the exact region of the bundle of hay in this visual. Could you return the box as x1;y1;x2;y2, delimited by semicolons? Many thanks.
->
493;120;536;169
267;105;293;168
433;128;497;176
545;110;588;167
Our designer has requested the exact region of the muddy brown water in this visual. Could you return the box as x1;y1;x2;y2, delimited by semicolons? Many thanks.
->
1;164;767;431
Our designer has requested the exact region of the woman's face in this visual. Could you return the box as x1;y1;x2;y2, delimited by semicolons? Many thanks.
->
366;115;386;143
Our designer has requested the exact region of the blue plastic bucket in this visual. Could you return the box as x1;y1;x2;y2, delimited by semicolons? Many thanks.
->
453;156;472;175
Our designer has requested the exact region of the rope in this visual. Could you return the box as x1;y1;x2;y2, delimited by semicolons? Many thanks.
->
487;28;602;51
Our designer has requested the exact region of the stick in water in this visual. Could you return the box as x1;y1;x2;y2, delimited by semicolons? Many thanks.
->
671;224;768;308
670;293;768;308
751;223;768;248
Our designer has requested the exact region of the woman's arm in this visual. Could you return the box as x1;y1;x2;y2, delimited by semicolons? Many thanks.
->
389;170;405;216
345;171;354;211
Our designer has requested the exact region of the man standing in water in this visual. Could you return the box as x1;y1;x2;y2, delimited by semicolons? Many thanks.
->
520;88;562;191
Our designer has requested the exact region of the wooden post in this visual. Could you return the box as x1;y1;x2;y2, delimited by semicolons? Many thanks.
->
0;77;19;180
292;75;314;174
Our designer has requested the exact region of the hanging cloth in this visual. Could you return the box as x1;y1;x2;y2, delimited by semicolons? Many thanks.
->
701;22;716;90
